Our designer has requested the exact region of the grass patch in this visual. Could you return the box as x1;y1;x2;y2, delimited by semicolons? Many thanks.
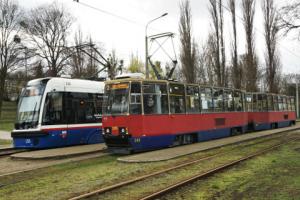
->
0;101;17;131
0;122;14;132
0;139;11;145
166;140;300;200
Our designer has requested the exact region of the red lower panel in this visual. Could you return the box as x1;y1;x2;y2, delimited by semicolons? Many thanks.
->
248;111;296;124
102;112;248;137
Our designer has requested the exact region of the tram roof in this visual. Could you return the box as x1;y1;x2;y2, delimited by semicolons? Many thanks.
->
105;78;246;92
104;78;294;98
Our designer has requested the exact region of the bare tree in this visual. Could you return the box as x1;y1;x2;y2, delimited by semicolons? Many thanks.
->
197;46;207;84
209;0;226;87
0;0;23;117
31;60;44;79
127;53;144;73
229;0;242;89
106;49;120;80
70;29;86;78
202;33;218;86
278;1;300;38
219;0;226;87
21;2;74;77
242;0;259;92
263;0;281;93
85;37;100;78
179;0;198;84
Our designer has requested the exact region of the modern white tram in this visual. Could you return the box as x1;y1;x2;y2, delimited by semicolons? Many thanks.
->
11;77;104;148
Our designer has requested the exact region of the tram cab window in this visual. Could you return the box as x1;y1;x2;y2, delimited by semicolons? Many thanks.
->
245;93;252;112
42;92;64;125
169;83;185;114
186;85;200;113
234;91;243;111
200;87;213;113
212;88;224;112
273;95;279;111
224;90;234;112
130;82;142;114
267;95;274;111
103;83;130;116
143;83;168;114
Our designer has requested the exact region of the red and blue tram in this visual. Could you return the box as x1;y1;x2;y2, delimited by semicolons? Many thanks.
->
246;93;296;130
12;77;105;149
102;79;296;153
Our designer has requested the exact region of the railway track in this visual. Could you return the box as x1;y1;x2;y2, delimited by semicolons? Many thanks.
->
139;137;299;200
0;148;26;157
68;134;299;200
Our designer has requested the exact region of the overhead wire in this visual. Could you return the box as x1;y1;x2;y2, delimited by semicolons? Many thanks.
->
75;1;143;27
74;0;162;32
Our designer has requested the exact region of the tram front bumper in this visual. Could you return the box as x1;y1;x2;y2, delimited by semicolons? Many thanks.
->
103;134;132;148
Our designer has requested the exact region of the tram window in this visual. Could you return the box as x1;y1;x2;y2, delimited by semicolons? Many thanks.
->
245;94;252;112
252;94;258;111
42;92;64;125
64;92;101;124
291;97;295;111
273;95;279;111
200;87;213;113
212;88;224;112
287;97;292;111
234;91;243;111
282;96;286;111
267;95;274;111
130;82;142;114
224;90;234;112
94;94;103;121
260;94;268;111
169;83;185;114
257;94;263;111
186;85;200;113
143;83;168;114
278;96;284;111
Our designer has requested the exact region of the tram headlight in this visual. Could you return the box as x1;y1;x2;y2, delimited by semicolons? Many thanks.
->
119;127;128;135
103;127;112;135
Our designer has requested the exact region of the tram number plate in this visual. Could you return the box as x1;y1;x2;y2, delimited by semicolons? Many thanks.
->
25;139;31;144
134;138;141;143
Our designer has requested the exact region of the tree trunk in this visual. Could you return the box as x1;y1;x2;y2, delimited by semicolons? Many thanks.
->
0;71;7;118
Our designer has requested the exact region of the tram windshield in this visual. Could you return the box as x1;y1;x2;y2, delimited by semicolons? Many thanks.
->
15;82;47;129
103;83;129;115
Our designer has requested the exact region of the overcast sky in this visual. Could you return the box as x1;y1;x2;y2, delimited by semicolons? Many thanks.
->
19;0;300;74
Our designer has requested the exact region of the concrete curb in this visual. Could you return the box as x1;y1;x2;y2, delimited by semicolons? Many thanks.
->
117;125;300;163
11;144;107;160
